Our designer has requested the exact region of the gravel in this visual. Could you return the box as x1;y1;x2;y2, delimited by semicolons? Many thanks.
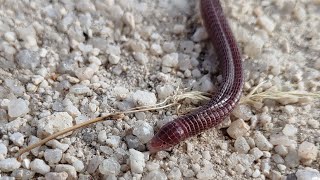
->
0;0;319;179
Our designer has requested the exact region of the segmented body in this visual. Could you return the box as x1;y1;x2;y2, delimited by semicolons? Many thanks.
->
147;0;244;152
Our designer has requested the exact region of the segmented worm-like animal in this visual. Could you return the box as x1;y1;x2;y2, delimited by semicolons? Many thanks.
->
147;0;244;152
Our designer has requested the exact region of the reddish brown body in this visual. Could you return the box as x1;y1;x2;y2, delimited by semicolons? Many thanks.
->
147;0;244;152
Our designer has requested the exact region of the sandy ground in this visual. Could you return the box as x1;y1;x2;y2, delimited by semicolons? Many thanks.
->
0;0;319;179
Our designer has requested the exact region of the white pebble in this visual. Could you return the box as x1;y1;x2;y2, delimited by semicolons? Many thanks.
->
30;159;50;175
296;168;320;180
131;90;157;106
257;15;276;33
44;149;63;164
8;98;30;118
132;120;154;143
168;167;182;180
150;43;163;55
282;124;298;137
108;54;121;65
234;136;250;154
9;132;24;146
0;158;21;172
4;32;16;42
232;104;253;121
16;50;40;70
45;172;68;180
298;141;318;162
105;135;121;148
37;112;73;138
269;133;296;147
0;143;7;160
122;12;135;29
99;158;120;175
163;42;176;53
113;86;129;100
250;169;260;178
274;145;288;156
133;52;148;65
145;170;167;180
173;24;185;34
191;27;208;42
227;119;250;139
250;147;263;160
162;53;179;68
254;131;273;151
129;149;145;174
70;84;91;94
75;67;95;80
156;85;175;100
55;164;77;179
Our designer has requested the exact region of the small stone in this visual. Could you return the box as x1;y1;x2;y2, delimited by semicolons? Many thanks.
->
46;140;69;152
150;43;163;55
123;12;135;29
44;148;63;164
269;133;296;147
45;172;68;180
191;27;208;42
8;98;30;118
132;120;154;143
105;135;121;148
75;67;95;80
253;131;273;151
261;159;271;175
129;149;145;174
250;147;263;160
133;52;148;65
37;112;73;138
9;132;24;146
285;148;299;168
87;156;103;174
274;145;288;156
0;143;8;160
244;36;264;58
252;169;261;178
196;161;215;179
98;130;107;143
307;118;319;129
298;141;318;163
227;119;250;139
30;159;50;175
180;41;194;54
168;167;182;180
272;154;285;164
296;168;320;180
202;151;211;160
16;49;40;70
113;86;129;100
259;113;272;125
282;124;298;137
99;158;121;175
277;164;286;171
156;85;175;100
11;169;35;179
173;24;185;34
70;84;91;94
0;158;21;172
55;164;77;179
163;42;176;53
162;53;179;68
145;170;167;180
131;90;157;106
234;137;250;154
257;15;276;33
4;32;16;42
108;54;121;65
232;104;253;121
73;159;84;172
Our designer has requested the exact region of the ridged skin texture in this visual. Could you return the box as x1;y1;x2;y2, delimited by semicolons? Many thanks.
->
147;0;244;153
